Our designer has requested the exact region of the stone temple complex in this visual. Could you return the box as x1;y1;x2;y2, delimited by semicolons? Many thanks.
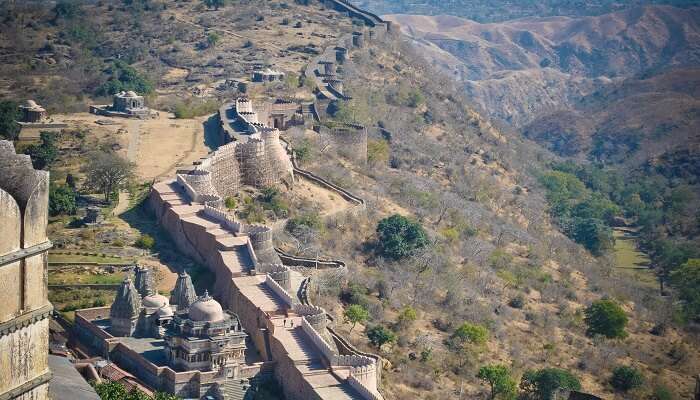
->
90;90;151;119
0;141;53;399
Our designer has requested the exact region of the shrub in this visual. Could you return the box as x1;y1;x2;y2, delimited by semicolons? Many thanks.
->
135;234;155;250
24;132;58;170
610;366;644;392
584;299;628;338
49;184;77;216
651;384;674;400
224;197;237;210
520;368;581;400
451;322;488;346
508;295;525;309
376;214;428;260
397;306;417;328
366;325;396;348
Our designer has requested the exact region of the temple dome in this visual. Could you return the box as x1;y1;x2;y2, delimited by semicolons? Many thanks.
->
142;293;169;308
156;305;174;317
125;91;138;97
189;291;225;322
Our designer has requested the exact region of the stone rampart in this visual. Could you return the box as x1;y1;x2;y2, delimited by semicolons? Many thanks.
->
0;141;52;400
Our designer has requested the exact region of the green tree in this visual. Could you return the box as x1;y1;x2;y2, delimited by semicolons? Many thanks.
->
366;325;396;348
49;184;77;216
447;322;489;367
97;61;154;96
584;299;628;338
610;366;644;392
570;217;614;256
376;214;428;260
520;368;581;400
82;151;135;202
344;304;369;332
24;132;58;170
670;259;700;322
451;322;489;346
477;364;517;400
0;100;20;140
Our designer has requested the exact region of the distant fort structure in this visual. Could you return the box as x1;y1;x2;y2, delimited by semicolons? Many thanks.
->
73;1;393;399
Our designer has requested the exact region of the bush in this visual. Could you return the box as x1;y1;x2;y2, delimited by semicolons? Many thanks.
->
520;368;581;400
366;325;396;348
508;295;525;309
24;132;58;170
135;234;155;250
0;100;20;140
610;366;644;392
451;322;489;346
225;196;237;209
49;184;77;216
584;299;628;338
376;214;428;260
651;384;675;400
172;99;219;119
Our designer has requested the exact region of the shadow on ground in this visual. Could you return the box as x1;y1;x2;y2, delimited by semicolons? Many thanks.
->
204;114;222;151
119;201;216;294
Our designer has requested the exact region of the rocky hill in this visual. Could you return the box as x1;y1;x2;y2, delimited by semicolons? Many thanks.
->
385;6;700;165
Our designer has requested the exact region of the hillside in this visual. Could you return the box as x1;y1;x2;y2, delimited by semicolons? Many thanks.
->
352;0;700;22
0;1;698;400
385;6;700;166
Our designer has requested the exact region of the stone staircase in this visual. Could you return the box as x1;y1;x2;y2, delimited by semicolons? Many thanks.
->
220;378;253;400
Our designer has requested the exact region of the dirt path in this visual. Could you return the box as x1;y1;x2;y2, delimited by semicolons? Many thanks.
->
125;119;143;162
113;192;131;217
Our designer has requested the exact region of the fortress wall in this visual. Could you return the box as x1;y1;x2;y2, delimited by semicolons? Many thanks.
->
269;335;324;400
314;124;368;164
228;283;271;362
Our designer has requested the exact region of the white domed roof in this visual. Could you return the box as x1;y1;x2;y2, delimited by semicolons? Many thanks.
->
156;305;174;317
188;291;225;322
142;293;169;308
125;91;138;97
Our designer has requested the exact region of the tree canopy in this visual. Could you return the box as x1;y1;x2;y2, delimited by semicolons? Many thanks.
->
82;151;135;202
584;299;628;339
24;132;58;170
49;184;77;216
610;366;644;392
366;325;396;348
376;214;428;260
477;364;517;400
0;100;20;140
520;368;581;400
344;304;369;332
670;259;700;322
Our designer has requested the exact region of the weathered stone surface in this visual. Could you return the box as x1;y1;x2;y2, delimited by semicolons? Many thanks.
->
0;141;52;400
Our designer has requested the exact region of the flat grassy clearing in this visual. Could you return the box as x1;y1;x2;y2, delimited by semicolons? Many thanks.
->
612;228;657;289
